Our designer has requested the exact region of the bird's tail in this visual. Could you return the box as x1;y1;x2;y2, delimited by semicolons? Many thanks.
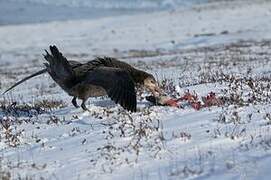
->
43;45;75;89
2;69;47;95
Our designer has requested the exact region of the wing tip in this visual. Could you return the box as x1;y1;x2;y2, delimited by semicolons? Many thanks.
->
49;45;60;57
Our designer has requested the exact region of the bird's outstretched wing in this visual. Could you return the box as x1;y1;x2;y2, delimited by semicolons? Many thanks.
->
43;46;74;81
43;45;77;89
81;67;137;112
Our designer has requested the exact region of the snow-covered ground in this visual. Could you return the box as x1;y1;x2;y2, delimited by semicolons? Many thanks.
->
0;0;271;179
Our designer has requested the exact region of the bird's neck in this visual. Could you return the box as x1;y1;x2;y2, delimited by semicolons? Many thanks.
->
130;68;150;84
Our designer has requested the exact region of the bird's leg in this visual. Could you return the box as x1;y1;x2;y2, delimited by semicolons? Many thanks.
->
72;97;79;108
81;99;90;111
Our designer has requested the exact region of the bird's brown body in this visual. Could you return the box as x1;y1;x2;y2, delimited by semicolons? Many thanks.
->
3;46;161;112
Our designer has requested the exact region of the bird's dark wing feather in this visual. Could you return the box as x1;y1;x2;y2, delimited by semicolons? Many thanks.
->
43;45;74;81
69;60;83;68
82;67;137;112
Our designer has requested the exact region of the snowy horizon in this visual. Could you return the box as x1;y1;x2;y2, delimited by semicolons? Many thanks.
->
5;0;208;9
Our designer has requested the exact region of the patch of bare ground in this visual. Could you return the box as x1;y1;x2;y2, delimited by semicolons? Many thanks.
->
0;156;47;180
127;39;271;70
0;99;66;117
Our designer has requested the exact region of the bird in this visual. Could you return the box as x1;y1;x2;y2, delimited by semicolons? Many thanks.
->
3;45;162;112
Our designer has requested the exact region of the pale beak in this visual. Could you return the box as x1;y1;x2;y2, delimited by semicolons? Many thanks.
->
151;84;163;97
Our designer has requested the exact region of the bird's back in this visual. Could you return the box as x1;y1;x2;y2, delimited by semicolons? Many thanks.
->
73;57;143;82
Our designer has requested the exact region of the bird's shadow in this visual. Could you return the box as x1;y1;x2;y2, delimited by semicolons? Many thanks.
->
91;98;153;108
92;99;116;108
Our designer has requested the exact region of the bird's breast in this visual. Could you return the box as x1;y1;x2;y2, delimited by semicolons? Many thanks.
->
71;84;107;99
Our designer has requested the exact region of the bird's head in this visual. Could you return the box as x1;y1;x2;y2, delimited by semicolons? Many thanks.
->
143;75;162;96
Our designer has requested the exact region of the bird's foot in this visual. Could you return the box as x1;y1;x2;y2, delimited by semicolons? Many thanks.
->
72;97;80;108
81;103;90;112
